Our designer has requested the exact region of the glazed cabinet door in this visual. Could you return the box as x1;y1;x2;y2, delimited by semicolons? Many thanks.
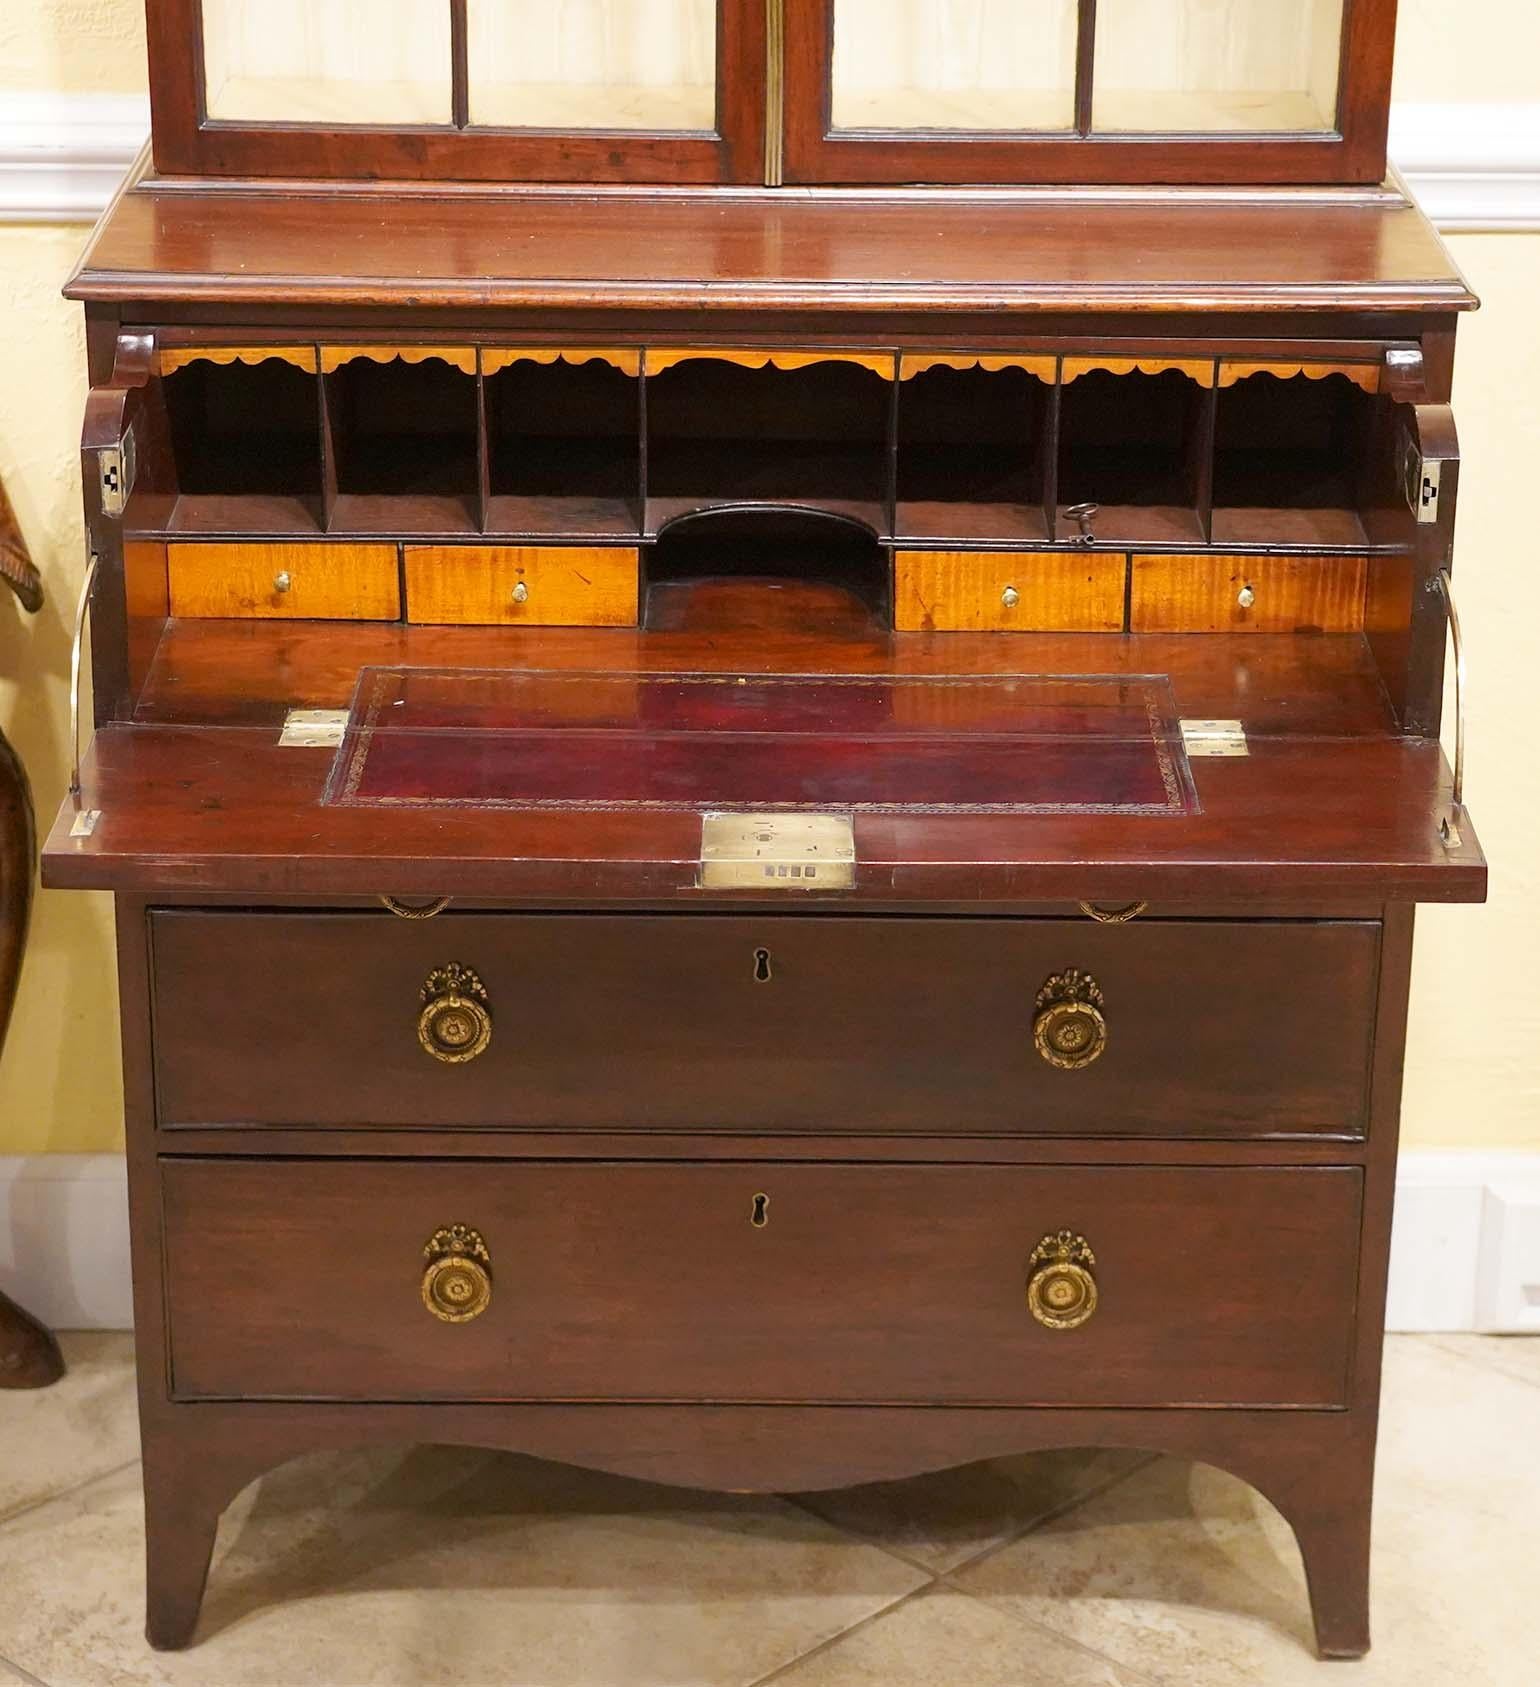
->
781;0;1397;185
149;0;767;182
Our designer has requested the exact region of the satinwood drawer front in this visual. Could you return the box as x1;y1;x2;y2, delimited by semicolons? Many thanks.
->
894;551;1126;632
166;543;400;620
403;545;639;626
148;912;1378;1137
162;1159;1360;1407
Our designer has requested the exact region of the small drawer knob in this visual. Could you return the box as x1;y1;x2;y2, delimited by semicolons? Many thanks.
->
511;581;530;604
1237;583;1256;610
1033;968;1107;1070
1027;1231;1098;1330
418;963;492;1064
422;1224;492;1323
272;570;292;594
1001;585;1020;610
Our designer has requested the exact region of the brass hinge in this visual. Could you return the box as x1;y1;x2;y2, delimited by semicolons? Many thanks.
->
94;420;138;519
278;708;349;747
1401;429;1443;525
700;811;855;890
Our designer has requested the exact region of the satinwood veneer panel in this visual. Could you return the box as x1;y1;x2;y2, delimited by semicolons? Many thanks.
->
166;543;400;620
1131;555;1369;634
894;552;1126;633
404;546;640;627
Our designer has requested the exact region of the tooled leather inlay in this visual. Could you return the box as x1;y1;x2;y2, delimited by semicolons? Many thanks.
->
325;668;1198;818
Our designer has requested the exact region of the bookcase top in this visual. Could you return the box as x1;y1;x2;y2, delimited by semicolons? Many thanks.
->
70;171;1475;319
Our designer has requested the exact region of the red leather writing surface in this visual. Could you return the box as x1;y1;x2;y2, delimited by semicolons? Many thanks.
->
325;668;1196;817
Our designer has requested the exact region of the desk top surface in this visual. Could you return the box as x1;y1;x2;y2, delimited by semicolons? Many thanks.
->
42;622;1485;905
69;164;1476;319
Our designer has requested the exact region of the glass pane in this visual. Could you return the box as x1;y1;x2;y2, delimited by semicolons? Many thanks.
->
1093;0;1345;133
467;0;717;131
831;0;1078;133
201;0;453;125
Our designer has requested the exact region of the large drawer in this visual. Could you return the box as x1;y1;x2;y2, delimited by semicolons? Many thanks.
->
148;911;1378;1136
162;1159;1361;1407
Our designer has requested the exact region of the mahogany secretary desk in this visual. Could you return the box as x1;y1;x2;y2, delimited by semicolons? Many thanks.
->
45;0;1485;1658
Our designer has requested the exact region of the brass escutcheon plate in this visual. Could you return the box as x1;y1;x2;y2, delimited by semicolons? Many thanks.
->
699;811;856;890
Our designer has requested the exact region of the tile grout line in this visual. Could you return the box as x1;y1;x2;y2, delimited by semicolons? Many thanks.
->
740;1579;941;1687
1425;1334;1540;1390
779;1449;1165;1584
0;1457;142;1536
0;1651;51;1687
751;1455;1168;1685
776;1494;950;1579
945;1591;1172;1687
930;1450;1165;1584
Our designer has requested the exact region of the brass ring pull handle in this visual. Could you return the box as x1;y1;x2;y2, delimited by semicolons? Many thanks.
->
1033;969;1107;1070
1078;900;1147;925
1433;568;1467;846
1027;1231;1098;1330
418;964;492;1064
422;1225;492;1323
380;895;452;920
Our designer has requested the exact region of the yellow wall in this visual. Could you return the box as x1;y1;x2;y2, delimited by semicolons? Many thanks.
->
0;0;145;93
0;2;1537;1152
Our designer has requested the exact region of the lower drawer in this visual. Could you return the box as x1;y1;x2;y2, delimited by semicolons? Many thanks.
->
163;1159;1361;1408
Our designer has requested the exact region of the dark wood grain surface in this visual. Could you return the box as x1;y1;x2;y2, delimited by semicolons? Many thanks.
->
161;1157;1362;1408
69;182;1474;316
65;57;1480;1655
42;718;1482;903
148;911;1379;1137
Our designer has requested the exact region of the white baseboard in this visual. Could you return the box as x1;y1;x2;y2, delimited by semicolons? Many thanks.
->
1387;1151;1540;1333
0;92;1539;230
2;1149;1536;1335
0;1155;131;1330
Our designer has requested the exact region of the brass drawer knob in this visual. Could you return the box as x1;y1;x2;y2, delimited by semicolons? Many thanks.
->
418;963;492;1064
422;1224;492;1323
1027;1231;1098;1330
1034;968;1107;1070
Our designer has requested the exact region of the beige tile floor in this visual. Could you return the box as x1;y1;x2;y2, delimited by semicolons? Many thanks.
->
0;1333;1535;1686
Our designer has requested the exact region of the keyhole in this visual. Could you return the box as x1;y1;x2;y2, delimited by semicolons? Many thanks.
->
753;947;773;983
751;1193;770;1228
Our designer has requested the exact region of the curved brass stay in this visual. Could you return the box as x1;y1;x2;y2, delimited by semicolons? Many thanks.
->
380;895;452;920
422;1225;493;1324
1033;969;1108;1071
417;963;493;1065
1027;1231;1099;1331
1078;900;1148;924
